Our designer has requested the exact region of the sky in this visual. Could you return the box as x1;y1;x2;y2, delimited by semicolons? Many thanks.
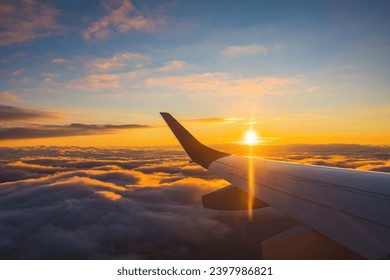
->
1;0;390;146
1;144;389;259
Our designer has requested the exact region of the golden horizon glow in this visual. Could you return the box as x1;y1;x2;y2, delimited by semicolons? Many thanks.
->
1;112;390;147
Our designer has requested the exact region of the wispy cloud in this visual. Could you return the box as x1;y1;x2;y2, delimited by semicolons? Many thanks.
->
11;68;26;76
0;123;151;140
222;44;268;56
87;51;150;72
69;73;122;89
51;58;67;64
82;0;165;40
0;105;62;122
0;92;21;104
40;73;59;83
221;43;281;56
145;72;296;96
70;59;187;90
7;77;34;85
157;60;186;72
0;0;61;46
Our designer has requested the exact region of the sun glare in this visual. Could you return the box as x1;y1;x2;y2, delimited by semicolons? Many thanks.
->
245;130;258;146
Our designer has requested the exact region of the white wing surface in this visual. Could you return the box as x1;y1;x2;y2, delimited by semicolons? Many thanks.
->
161;112;390;259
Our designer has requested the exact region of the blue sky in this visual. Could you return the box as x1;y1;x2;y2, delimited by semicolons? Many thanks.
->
1;0;389;145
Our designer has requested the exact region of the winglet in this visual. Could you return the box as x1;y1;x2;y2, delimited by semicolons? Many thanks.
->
160;112;229;169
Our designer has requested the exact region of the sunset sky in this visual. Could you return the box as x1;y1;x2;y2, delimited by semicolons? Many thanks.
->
1;0;389;146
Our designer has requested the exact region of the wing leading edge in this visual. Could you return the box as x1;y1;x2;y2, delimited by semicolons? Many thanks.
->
161;112;390;259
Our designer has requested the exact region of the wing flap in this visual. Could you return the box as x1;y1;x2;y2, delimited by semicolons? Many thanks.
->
202;185;269;210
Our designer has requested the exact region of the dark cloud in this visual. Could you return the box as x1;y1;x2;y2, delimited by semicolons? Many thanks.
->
0;144;389;259
0;104;62;121
0;123;151;139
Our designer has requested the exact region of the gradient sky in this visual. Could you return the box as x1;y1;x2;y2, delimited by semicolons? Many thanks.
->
1;0;390;146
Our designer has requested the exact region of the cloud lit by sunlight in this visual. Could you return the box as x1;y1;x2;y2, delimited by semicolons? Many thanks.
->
0;144;389;259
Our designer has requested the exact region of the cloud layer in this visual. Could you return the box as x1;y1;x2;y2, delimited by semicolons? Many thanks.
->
1;144;389;259
0;146;298;259
0;123;151;140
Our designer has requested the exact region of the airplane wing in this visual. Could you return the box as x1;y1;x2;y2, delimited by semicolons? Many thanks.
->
161;112;390;259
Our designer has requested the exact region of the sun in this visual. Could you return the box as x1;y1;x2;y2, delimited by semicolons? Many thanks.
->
244;130;258;145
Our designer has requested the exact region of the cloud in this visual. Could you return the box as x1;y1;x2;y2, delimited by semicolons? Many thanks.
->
11;68;26;76
230;143;390;173
69;73;122;89
7;77;34;85
6;161;65;174
0;0;61;46
0;123;151;140
87;51;150;72
0;105;62;122
145;72;296;96
51;58;67;64
40;73;59;83
2;144;389;259
0;92;21;104
222;44;268;56
0;146;293;259
70;59;187;90
157;60;186;72
82;0;165;40
221;43;282;57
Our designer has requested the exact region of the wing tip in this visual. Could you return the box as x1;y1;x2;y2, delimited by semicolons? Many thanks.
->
160;112;229;168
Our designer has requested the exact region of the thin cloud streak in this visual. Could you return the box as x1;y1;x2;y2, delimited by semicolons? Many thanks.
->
145;73;298;96
0;105;62;122
82;0;165;40
222;44;268;56
0;123;151;140
156;60;186;72
51;58;67;64
87;51;150;72
69;59;187;90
